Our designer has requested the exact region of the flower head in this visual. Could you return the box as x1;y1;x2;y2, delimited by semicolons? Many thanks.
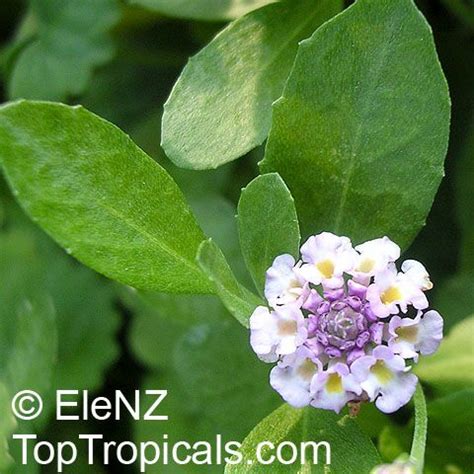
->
249;232;443;414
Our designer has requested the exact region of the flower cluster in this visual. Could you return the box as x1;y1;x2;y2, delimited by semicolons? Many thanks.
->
249;232;443;414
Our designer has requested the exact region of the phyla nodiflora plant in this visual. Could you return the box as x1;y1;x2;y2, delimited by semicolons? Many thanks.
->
250;232;443;414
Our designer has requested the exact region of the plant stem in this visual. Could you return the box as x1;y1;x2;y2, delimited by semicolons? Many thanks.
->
410;383;427;474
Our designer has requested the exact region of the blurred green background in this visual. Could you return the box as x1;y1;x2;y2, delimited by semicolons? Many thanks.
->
0;0;472;472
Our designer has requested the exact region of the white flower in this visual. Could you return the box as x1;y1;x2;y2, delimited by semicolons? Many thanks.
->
351;237;401;284
310;363;361;413
388;310;443;361
270;346;321;408
249;305;307;362
366;265;429;318
351;346;418;413
297;232;357;289
264;254;308;308
401;260;433;290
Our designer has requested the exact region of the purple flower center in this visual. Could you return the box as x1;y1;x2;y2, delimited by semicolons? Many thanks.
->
308;295;380;361
320;304;367;345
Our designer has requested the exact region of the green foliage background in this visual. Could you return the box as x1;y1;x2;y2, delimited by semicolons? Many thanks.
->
0;0;472;472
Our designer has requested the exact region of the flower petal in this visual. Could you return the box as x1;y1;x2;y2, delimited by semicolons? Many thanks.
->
249;306;279;362
416;310;443;355
401;259;433;290
375;372;418;414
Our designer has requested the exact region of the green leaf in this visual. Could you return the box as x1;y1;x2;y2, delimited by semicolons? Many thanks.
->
238;173;300;293
414;315;474;395
260;0;450;247
225;404;381;472
129;0;277;21
8;0;120;101
427;389;474;466
0;100;212;294
197;239;262;327
162;0;342;169
410;384;427;474
0;383;16;471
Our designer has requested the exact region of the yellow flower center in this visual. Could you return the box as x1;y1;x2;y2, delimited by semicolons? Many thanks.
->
317;259;335;279
326;373;343;393
395;325;419;342
370;360;393;384
357;257;375;273
287;279;302;297
277;319;297;336
381;286;402;305
297;359;317;381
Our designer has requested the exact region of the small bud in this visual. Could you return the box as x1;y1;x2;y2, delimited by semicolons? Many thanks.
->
370;461;416;474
